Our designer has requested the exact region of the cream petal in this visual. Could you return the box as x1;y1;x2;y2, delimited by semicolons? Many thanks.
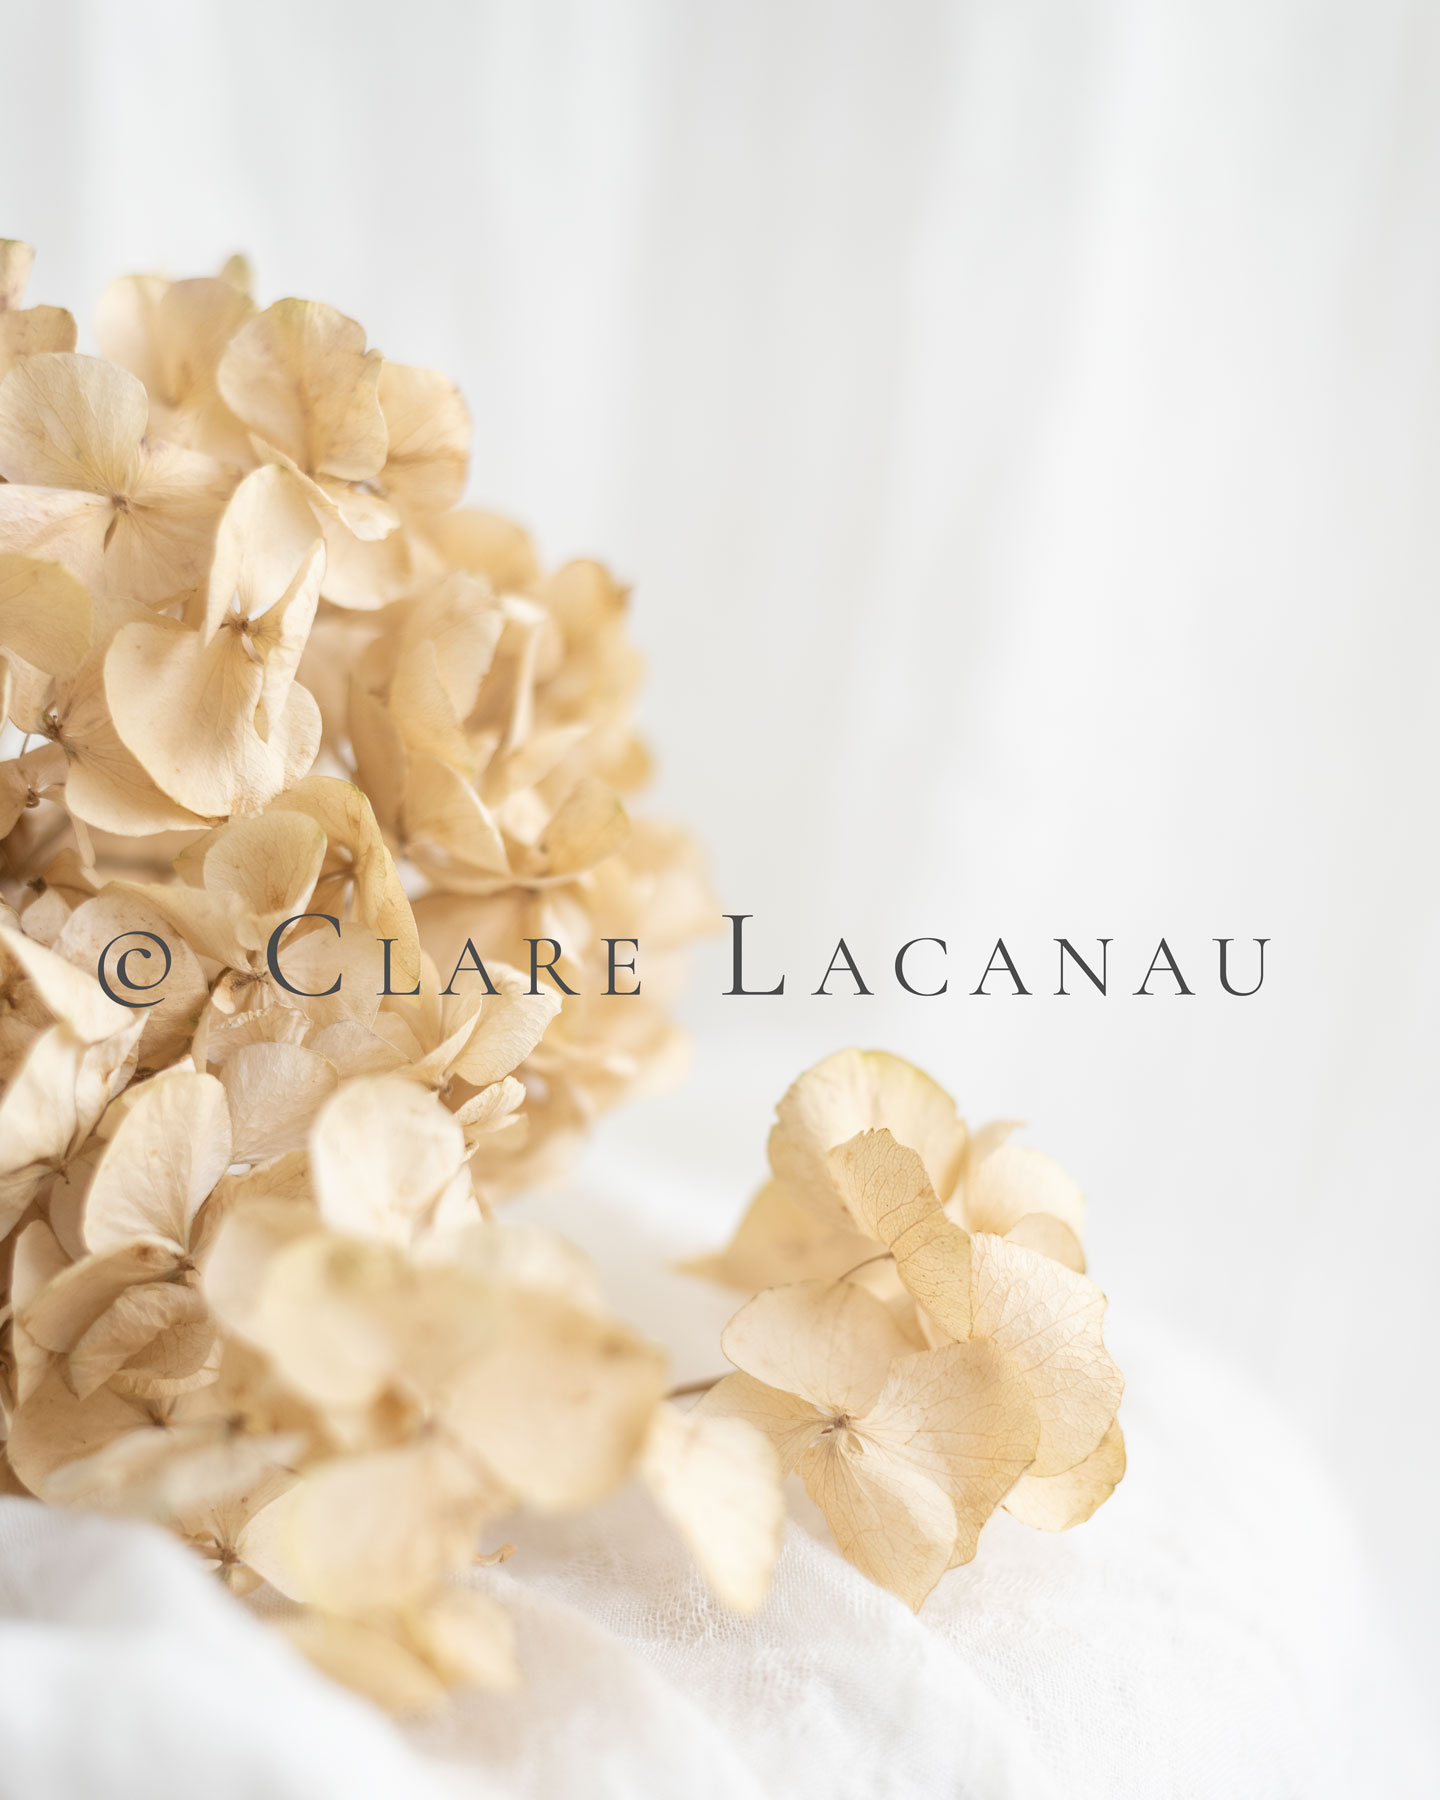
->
720;1277;914;1417
202;461;322;637
219;1043;337;1162
442;1288;667;1512
96;273;254;459
515;777;628;882
67;1279;210;1400
101;438;231;603
769;1049;968;1229
5;1365;150;1498
270;775;418;967
0;357;229;597
0;240;36;307
240;1230;497;1413
1003;1211;1086;1273
20;1240;181;1353
402;1587;519;1692
827;1129;973;1340
200;809;326;926
1003;1419;1126;1531
397;573;502;719
427;508;538;593
376;362;470;515
643;1401;783;1614
389;635;477;772
0;352;146;493
310;1075;468;1246
800;1429;956;1613
860;1337;1040;1565
104;617;309;817
0;485;112;594
218;299;387;483
83;1070;231;1255
679;1178;877;1293
48;1423;301;1517
963;1143;1086;1246
0;553;90;674
447;976;559;1087
239;1438;496;1614
0;1025;83;1186
402;751;508;876
9;1219;70;1403
279;1612;447;1715
453;1221;606;1313
691;1370;827;1474
968;1232;1123;1477
56;655;211;834
348;680;409;835
0;925;129;1044
0;306;77;381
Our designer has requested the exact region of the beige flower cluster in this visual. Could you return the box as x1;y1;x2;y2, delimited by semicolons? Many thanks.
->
0;243;762;1709
689;1048;1125;1609
0;240;1123;1712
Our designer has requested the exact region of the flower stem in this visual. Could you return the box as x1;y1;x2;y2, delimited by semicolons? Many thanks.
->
837;1251;893;1281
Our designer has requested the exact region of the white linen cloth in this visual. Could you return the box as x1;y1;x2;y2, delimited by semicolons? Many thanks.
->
0;1156;1431;1800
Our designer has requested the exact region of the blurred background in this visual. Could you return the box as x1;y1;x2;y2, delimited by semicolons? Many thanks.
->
3;0;1436;1685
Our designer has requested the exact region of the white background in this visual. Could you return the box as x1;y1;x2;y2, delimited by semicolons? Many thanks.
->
3;0;1437;1690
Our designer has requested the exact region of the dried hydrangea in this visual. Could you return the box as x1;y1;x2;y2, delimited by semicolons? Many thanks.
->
0;242;1123;1712
0;243;777;1708
689;1049;1126;1608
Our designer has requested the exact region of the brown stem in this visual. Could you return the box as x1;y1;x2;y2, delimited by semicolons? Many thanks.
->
836;1251;893;1281
666;1376;724;1399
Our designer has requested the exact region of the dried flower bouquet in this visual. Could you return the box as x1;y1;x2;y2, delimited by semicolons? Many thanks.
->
0;245;1122;1712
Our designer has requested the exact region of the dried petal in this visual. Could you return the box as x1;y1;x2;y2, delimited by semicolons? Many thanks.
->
0;924;129;1043
239;1439;497;1614
218;299;386;483
280;1612;447;1715
1003;1419;1126;1531
720;1278;913;1417
443;1289;667;1511
961;1143;1086;1250
827;1129;973;1339
67;1280;210;1400
967;1232;1122;1477
693;1370;831;1473
0;553;90;674
5;1367;149;1497
643;1401;783;1613
0;241;35;308
376;363;470;515
861;1337;1038;1565
310;1076;468;1246
220;1043;337;1162
238;1231;497;1412
402;1587;518;1691
680;1178;875;1292
0;353;230;601
769;1049;968;1230
801;1429;955;1611
83;1070;231;1255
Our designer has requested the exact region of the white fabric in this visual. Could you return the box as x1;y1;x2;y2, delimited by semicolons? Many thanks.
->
0;1502;465;1800
0;1165;1432;1798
